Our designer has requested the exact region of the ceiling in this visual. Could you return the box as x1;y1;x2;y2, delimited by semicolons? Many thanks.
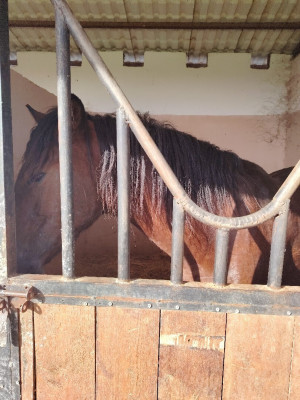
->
8;0;300;64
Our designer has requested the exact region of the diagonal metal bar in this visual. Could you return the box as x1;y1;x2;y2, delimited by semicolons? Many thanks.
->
51;0;300;231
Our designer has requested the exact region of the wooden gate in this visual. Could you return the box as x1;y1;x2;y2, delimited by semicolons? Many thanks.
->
3;276;299;399
18;302;300;399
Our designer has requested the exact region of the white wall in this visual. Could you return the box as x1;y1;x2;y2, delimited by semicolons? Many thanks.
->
13;52;290;116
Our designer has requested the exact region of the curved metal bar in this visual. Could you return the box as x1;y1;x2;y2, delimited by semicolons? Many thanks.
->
52;0;300;230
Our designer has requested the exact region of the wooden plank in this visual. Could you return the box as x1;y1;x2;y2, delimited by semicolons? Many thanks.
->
223;314;295;400
96;307;160;399
34;304;95;400
19;306;35;400
158;311;226;399
289;316;300;399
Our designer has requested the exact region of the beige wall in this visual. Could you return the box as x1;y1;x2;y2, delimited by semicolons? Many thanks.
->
285;56;300;167
13;52;297;173
11;70;57;177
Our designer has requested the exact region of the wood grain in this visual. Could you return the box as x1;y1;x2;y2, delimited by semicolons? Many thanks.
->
19;306;35;400
222;314;295;400
96;307;160;400
158;310;226;399
34;304;95;400
289;316;300;400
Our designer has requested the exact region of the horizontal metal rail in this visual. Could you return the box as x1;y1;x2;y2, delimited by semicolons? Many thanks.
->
3;275;300;316
52;0;300;231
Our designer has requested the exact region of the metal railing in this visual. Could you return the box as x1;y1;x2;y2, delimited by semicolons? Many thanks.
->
52;0;300;288
1;0;299;288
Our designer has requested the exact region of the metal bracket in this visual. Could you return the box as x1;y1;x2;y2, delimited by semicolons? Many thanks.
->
0;286;35;312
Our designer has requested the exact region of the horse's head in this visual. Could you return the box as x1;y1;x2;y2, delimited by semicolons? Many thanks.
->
15;95;102;274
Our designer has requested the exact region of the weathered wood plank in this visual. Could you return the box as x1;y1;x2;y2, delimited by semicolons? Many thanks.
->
34;304;95;400
0;308;20;400
289;316;300;400
96;307;160;399
223;314;295;400
0;311;12;400
158;311;226;399
19;306;34;400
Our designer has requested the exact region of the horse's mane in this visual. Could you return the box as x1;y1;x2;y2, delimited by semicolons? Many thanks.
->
92;113;249;218
20;99;273;220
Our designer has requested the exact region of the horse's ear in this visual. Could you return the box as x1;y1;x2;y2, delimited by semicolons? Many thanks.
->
26;104;46;123
71;94;86;131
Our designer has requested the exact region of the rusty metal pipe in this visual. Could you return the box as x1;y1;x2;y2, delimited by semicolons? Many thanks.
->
117;107;130;281
0;0;17;278
51;0;300;230
55;5;75;279
268;201;290;288
170;200;185;284
213;229;230;285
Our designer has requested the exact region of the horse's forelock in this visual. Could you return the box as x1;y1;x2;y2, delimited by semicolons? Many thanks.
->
20;107;59;178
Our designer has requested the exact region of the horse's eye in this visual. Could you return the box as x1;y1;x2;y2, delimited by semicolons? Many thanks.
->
28;172;46;185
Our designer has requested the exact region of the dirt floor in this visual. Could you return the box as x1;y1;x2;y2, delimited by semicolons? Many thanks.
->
44;253;171;280
43;217;172;279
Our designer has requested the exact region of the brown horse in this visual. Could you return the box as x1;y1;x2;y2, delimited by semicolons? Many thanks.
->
15;95;300;284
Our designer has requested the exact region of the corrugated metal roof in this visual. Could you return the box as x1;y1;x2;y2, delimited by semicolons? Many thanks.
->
8;0;300;56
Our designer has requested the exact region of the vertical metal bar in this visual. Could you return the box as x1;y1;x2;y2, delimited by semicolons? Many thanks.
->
171;199;185;284
268;200;290;288
55;6;74;279
117;107;130;280
213;229;230;285
0;0;17;279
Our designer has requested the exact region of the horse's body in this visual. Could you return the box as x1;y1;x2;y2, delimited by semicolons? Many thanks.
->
15;95;300;284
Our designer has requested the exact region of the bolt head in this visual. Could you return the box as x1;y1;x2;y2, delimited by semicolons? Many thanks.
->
147;303;152;308
216;307;220;312
108;301;113;307
175;305;180;310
